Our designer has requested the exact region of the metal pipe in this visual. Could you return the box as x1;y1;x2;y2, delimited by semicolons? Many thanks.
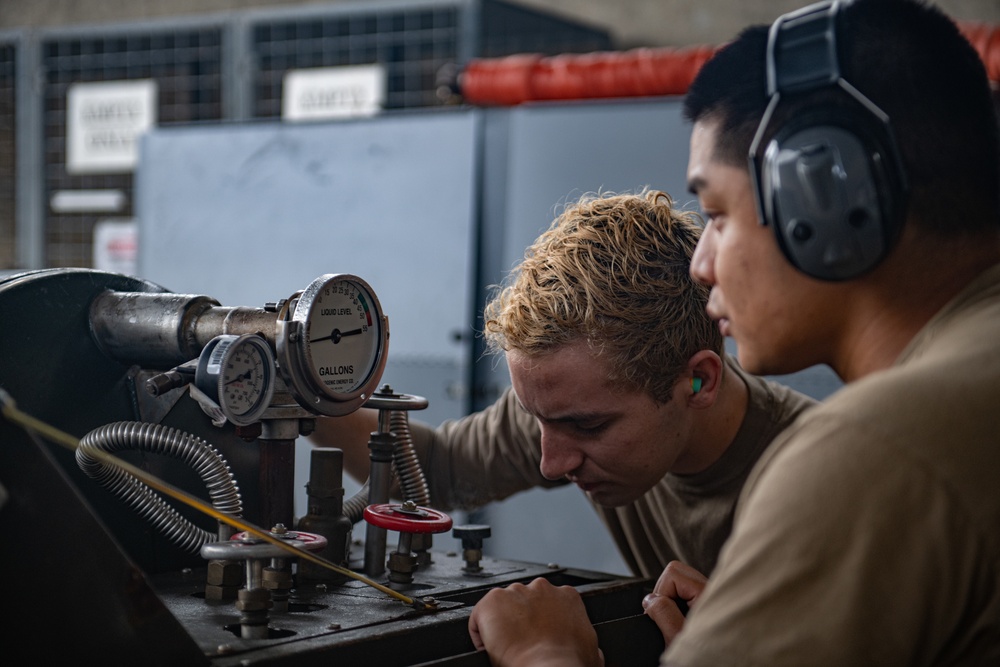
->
363;431;395;577
89;290;280;368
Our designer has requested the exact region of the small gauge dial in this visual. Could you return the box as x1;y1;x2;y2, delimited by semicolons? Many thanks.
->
195;334;276;426
276;274;389;417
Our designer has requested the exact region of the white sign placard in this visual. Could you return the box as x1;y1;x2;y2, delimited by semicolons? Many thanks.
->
282;65;386;121
67;79;157;174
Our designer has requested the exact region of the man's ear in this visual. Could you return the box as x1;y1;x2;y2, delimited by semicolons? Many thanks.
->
685;349;724;408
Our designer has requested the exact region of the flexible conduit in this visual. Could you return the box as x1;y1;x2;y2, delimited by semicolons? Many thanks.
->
388;410;431;507
459;21;999;107
343;478;370;523
76;421;243;555
342;410;430;523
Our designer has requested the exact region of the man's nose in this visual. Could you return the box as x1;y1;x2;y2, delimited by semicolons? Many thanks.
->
690;228;716;286
539;429;584;480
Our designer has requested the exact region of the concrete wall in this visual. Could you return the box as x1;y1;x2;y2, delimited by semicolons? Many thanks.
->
2;0;997;49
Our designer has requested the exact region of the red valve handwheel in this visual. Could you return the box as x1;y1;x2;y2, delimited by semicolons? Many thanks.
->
231;530;329;552
363;503;453;534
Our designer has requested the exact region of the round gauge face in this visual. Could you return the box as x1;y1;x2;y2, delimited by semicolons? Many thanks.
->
198;334;276;425
302;276;384;397
218;336;273;419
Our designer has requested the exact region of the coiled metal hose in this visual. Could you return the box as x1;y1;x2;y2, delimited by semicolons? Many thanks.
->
76;421;243;555
388;409;430;506
342;409;430;523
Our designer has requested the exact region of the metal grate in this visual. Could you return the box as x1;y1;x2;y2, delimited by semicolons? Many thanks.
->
23;0;610;269
0;42;14;270
41;27;224;268
252;6;463;116
478;0;611;57
251;0;611;118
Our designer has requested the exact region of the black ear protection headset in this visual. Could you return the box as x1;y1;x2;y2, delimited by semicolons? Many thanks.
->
749;0;909;281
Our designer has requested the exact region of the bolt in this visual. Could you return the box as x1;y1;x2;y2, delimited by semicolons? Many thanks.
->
235;422;263;441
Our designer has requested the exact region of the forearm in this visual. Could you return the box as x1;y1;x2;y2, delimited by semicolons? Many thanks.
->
308;388;552;510
308;407;380;483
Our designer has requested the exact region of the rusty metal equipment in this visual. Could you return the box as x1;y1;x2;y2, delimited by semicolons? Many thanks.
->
0;268;661;666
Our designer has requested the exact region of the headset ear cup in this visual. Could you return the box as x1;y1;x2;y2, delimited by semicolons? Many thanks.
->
761;117;900;281
752;0;909;282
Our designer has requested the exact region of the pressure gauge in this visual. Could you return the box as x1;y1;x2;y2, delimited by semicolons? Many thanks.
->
276;274;389;417
195;334;276;426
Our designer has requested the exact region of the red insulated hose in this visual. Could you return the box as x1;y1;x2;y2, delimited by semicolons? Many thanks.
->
459;20;999;107
959;21;1000;85
459;45;716;106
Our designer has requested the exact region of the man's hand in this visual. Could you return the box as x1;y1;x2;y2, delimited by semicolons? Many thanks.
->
469;578;604;667
642;560;708;646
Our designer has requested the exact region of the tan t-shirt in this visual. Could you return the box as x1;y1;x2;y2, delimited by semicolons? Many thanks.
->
408;356;815;577
665;265;1000;666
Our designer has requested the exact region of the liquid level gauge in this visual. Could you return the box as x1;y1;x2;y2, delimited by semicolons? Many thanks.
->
277;274;389;417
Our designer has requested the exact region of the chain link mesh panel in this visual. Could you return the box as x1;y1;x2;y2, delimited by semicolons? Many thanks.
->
30;1;609;269
41;27;224;268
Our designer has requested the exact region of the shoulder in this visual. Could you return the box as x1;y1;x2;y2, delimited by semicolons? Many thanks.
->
725;354;818;430
437;386;541;449
742;369;1000;556
668;395;998;665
